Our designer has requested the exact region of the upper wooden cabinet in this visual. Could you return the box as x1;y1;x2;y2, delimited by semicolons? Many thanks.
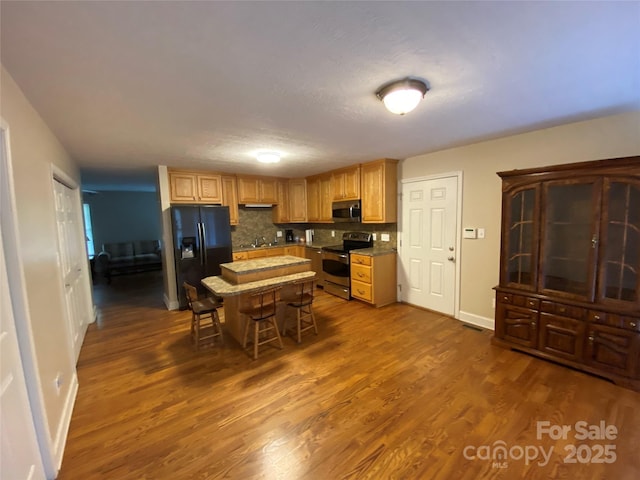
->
237;175;278;204
331;166;360;201
288;178;307;223
272;180;289;223
494;156;640;390
361;159;398;223
221;175;239;225
306;174;332;223
168;170;222;204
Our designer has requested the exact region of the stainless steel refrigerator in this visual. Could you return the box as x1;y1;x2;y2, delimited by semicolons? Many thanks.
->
171;205;232;309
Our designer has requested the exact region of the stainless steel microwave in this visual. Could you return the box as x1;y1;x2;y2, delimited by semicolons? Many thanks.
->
332;200;361;222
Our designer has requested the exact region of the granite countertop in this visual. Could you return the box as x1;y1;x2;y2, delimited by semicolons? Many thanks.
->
221;255;310;273
350;246;397;256
202;270;317;297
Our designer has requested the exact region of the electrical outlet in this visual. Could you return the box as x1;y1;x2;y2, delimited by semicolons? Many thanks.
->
331;230;335;237
372;233;377;241
276;231;283;237
381;233;390;242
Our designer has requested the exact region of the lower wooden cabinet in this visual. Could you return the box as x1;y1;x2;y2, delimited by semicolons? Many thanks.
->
494;290;640;389
350;252;396;307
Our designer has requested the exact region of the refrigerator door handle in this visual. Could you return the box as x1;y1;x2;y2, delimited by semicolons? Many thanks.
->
200;222;207;266
196;222;204;266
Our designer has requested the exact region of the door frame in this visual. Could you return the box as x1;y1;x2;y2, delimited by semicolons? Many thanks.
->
1;118;57;476
398;171;463;319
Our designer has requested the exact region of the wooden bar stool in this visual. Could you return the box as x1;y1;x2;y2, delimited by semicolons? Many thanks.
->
183;282;223;351
240;287;283;360
281;278;318;343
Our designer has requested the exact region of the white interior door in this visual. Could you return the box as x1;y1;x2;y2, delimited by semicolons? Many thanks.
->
53;179;90;362
1;211;47;480
400;175;459;315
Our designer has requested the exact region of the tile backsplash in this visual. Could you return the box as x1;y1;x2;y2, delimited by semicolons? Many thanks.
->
231;206;397;248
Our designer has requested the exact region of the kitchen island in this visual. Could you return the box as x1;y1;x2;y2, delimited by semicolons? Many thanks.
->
202;255;315;344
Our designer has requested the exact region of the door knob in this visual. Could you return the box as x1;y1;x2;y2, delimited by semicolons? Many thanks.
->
449;246;454;251
447;256;455;262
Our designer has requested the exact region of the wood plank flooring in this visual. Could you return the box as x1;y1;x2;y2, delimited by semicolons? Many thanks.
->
58;271;640;479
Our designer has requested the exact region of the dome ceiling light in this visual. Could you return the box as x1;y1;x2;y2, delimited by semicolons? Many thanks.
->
376;77;429;115
256;151;281;164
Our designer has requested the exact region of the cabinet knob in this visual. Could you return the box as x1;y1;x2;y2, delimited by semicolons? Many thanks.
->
530;321;536;327
630;322;637;328
503;296;509;301
588;332;595;342
593;315;600;321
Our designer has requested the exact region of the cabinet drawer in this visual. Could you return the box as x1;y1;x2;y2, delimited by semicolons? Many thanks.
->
541;301;586;319
351;280;372;302
512;295;539;310
497;292;513;304
589;311;640;332
232;251;248;261
351;264;371;284
351;254;371;266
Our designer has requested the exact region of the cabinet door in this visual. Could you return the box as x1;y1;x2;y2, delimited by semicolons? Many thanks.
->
361;159;397;223
585;323;639;377
501;185;540;290
332;167;360;201
272;181;290;223
306;178;320;221
237;177;260;203
197;175;222;203
598;178;640;309
496;302;538;348
538;313;585;362
539;179;601;300
343;167;360;200
361;162;385;222
221;176;239;225
260;178;278;203
289;179;307;222
169;172;197;202
319;175;333;222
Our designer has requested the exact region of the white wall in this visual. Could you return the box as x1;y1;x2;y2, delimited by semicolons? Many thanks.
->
400;111;640;325
0;65;80;474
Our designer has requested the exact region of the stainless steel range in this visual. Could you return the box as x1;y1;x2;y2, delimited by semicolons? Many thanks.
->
321;232;373;300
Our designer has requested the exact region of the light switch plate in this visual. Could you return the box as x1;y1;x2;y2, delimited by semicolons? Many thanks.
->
372;233;377;241
381;233;390;242
276;231;283;237
477;228;485;239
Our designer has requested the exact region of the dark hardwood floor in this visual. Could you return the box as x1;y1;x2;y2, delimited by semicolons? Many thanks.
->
58;271;640;479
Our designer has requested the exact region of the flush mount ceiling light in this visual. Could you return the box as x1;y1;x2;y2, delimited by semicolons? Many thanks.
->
256;151;281;164
376;77;429;115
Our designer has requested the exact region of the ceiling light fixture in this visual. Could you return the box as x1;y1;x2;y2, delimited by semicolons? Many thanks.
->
256;151;281;164
376;77;429;115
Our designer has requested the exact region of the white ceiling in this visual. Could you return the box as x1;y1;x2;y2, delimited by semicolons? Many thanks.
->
2;1;639;191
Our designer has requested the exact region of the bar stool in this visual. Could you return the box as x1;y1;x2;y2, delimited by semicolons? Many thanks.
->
183;282;223;351
281;278;318;343
240;287;283;360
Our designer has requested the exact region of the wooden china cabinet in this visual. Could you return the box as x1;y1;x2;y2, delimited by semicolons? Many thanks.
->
493;157;640;390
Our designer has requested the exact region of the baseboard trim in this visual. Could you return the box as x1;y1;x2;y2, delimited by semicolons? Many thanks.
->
458;310;494;331
164;293;179;311
52;372;78;474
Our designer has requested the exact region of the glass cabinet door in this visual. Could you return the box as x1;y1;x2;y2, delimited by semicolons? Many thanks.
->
503;186;539;290
539;180;600;300
598;179;640;306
